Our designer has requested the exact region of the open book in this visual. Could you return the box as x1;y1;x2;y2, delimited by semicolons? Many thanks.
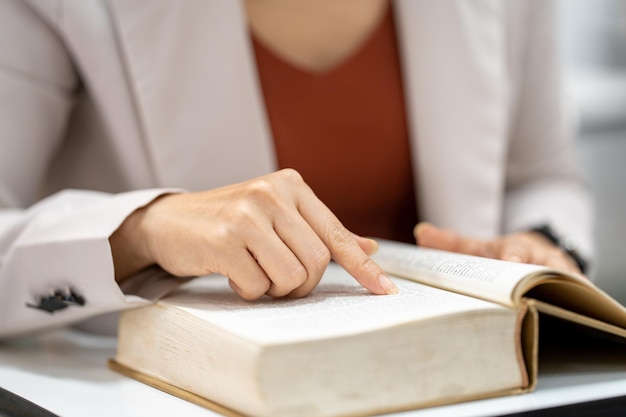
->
110;239;626;417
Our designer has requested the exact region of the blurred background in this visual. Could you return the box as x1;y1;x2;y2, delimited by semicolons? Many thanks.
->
559;0;626;301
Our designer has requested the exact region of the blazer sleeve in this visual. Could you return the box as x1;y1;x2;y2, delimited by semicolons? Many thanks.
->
0;0;176;338
503;0;594;259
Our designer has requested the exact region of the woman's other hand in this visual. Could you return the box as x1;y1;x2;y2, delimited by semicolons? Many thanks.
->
110;169;397;299
414;222;583;275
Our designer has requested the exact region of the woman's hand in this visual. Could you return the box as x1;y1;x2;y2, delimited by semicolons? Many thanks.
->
110;169;397;299
414;222;583;275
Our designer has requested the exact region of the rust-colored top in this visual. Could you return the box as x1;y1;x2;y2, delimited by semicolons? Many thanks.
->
251;6;418;243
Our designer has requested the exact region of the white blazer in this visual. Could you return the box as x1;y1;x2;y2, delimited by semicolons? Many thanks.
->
0;0;592;337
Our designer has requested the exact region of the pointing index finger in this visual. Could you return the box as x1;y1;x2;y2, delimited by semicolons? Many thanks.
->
297;191;398;295
326;221;398;295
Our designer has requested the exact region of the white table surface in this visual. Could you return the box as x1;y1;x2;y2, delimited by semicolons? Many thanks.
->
2;328;626;417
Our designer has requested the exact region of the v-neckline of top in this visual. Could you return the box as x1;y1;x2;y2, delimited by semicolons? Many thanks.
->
249;4;393;78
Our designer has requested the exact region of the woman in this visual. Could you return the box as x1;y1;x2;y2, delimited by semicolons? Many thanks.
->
0;0;592;337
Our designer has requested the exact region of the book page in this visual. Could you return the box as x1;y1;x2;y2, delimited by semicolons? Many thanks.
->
163;263;511;345
371;239;551;308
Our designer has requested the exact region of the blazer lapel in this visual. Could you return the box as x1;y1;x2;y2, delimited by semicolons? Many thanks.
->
106;0;276;190
394;0;510;238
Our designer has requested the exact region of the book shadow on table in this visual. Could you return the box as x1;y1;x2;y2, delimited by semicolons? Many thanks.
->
0;328;119;383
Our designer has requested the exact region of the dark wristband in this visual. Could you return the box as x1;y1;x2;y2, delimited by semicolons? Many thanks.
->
530;224;588;274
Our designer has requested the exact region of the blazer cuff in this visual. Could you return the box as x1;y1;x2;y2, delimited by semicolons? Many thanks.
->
0;188;183;338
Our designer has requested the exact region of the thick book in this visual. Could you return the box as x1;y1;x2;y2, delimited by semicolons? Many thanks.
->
110;239;626;417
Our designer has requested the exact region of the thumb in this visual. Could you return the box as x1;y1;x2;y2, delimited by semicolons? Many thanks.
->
413;222;457;251
414;222;493;258
351;233;379;256
413;222;442;247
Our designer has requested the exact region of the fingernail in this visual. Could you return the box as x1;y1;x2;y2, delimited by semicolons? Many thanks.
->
367;238;379;254
507;255;523;263
378;274;398;295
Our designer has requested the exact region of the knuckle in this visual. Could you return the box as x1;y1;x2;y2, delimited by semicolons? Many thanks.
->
238;291;260;301
359;256;377;272
287;286;312;299
265;285;284;298
285;263;308;288
238;279;271;301
278;168;304;184
227;200;262;229
263;261;310;298
311;245;331;273
265;263;308;298
210;223;237;244
246;178;279;201
348;255;376;276
326;219;352;247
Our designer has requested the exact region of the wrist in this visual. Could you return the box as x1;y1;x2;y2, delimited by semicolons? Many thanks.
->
109;204;156;283
529;224;588;274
